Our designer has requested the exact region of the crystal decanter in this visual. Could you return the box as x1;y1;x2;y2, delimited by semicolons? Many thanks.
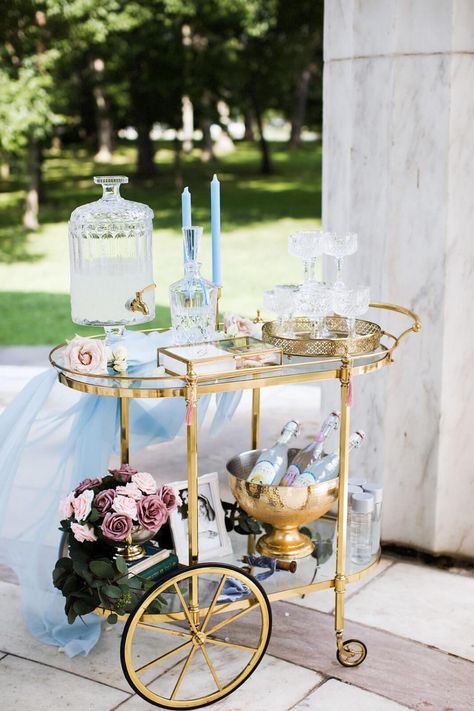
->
68;175;155;330
169;227;218;344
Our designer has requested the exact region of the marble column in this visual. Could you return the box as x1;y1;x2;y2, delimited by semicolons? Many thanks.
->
323;0;474;557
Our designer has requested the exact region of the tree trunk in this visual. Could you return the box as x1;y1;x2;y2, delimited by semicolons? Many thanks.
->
136;123;156;177
174;137;183;191
182;95;194;153
1;160;10;180
91;58;113;162
253;103;272;175
23;138;42;230
200;117;214;162
289;63;315;148
243;110;255;142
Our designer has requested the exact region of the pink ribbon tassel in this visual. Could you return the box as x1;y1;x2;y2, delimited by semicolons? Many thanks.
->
347;377;353;407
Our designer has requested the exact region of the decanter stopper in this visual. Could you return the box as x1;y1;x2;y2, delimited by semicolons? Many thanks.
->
183;226;203;263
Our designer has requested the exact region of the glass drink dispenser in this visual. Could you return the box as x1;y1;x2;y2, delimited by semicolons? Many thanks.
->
68;176;155;330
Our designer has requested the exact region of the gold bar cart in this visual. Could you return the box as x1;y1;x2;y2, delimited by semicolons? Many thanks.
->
50;303;420;709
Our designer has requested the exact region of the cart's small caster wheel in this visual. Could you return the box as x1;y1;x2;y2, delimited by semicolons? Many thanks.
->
336;639;367;667
121;562;271;709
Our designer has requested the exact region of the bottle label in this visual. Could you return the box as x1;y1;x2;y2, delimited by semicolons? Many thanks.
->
281;464;301;486
293;471;318;486
247;460;276;485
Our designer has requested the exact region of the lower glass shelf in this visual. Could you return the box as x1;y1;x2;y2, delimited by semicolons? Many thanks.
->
220;516;380;601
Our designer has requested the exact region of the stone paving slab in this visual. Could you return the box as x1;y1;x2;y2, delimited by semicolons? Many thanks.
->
0;653;130;711
115;654;323;711
234;600;473;711
0;582;176;693
343;561;474;661
291;678;412;710
288;557;395;614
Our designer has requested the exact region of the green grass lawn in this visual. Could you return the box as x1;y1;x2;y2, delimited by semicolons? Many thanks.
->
0;141;322;344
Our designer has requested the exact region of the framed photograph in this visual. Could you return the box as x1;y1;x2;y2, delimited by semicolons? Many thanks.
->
169;472;233;564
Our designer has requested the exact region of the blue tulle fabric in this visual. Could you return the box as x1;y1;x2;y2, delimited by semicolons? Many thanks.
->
0;329;241;657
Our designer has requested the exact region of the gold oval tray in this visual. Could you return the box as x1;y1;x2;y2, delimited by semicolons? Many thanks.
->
262;316;382;357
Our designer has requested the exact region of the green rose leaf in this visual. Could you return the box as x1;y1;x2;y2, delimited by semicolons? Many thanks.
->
102;584;123;599
115;556;128;575
73;598;97;616
89;560;116;578
88;508;100;523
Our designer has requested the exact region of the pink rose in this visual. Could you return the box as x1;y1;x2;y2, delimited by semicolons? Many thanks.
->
112;494;138;519
157;485;180;513
137;495;168;532
94;489;115;515
73;490;94;522
116;482;143;500
132;471;157;494
108;463;138;483
63;336;108;374
59;492;75;519
70;522;97;543
101;512;133;542
74;477;101;495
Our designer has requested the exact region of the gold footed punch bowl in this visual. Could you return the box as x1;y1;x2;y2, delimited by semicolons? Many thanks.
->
227;449;338;558
49;301;420;709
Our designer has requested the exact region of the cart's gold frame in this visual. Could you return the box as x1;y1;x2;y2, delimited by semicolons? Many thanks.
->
50;302;420;705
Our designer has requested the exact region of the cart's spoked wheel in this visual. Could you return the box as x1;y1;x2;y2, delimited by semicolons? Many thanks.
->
121;563;272;709
336;638;367;667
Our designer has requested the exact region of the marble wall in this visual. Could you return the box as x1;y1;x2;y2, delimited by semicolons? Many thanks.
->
323;0;474;557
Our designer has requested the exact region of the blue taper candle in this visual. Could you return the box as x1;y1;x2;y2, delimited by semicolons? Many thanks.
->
210;174;222;286
181;186;192;228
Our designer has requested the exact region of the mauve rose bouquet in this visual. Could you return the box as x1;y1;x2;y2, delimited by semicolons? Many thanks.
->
53;465;179;624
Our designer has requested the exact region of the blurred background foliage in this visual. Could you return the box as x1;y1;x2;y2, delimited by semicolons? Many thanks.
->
0;0;323;344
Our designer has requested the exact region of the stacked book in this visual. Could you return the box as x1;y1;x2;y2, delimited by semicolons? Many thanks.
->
127;542;179;581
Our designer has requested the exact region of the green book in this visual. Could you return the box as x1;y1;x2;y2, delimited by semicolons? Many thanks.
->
132;553;180;581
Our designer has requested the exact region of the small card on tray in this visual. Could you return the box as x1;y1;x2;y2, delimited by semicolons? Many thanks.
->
157;337;282;376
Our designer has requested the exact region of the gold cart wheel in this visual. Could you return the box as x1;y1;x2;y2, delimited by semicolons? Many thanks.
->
336;638;367;667
120;563;272;709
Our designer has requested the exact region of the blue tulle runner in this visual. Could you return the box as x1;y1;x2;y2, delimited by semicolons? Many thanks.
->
0;329;242;656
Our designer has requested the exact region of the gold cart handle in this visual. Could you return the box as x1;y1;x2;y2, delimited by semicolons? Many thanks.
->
369;301;421;350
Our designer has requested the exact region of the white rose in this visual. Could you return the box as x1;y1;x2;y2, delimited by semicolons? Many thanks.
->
72;490;94;522
132;471;157;494
112;494;138;519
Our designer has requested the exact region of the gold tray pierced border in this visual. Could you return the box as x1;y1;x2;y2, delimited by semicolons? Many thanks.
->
262;316;382;357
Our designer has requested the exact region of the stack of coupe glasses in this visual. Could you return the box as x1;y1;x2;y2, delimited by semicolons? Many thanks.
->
263;231;370;339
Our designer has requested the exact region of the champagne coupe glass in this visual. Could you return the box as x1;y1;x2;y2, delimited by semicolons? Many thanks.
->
296;283;333;338
332;285;370;337
273;284;298;335
324;232;358;288
288;231;325;284
263;289;279;326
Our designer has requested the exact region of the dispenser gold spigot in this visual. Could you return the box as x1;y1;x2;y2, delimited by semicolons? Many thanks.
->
127;283;156;315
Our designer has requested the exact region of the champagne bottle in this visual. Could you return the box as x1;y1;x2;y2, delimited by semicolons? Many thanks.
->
247;420;300;485
280;411;340;485
292;431;366;486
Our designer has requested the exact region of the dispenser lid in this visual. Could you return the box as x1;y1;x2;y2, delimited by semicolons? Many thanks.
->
348;484;363;498
69;175;153;226
351;492;374;513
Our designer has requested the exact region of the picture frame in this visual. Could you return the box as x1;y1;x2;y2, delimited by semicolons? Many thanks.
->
168;472;233;564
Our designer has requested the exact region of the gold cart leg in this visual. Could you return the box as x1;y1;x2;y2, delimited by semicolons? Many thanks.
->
334;357;367;667
120;397;130;465
335;357;350;653
247;388;261;555
251;388;261;450
186;367;200;627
